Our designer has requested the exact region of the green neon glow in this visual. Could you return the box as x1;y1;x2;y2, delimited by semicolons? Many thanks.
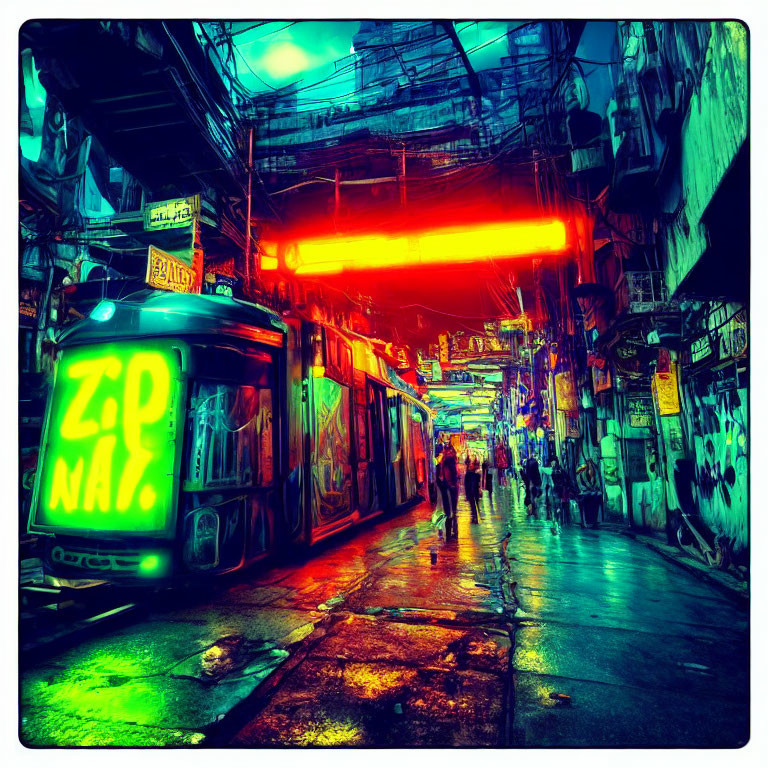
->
138;554;160;574
140;555;159;570
35;342;180;533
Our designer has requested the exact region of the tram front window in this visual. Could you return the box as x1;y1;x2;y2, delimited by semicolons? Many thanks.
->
186;382;273;488
185;348;274;489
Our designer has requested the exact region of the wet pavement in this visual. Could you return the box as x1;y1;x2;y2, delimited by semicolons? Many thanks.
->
19;474;748;748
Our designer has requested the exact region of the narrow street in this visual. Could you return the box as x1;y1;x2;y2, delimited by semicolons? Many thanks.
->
21;475;748;748
16;18;752;754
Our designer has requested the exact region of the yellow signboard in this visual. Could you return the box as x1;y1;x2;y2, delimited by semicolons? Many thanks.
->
144;195;200;231
554;371;578;412
146;245;198;294
653;366;681;416
438;333;450;363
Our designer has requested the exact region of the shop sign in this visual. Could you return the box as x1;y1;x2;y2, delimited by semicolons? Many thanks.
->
20;284;41;322
146;245;198;294
592;364;612;394
652;365;681;415
690;334;713;364
438;333;450;363
719;311;747;361
144;195;200;231
500;315;531;333
714;364;739;393
554;371;578;412
565;414;580;438
627;394;654;428
19;300;37;320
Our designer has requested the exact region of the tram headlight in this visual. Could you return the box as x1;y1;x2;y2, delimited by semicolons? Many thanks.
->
136;551;171;579
138;552;171;577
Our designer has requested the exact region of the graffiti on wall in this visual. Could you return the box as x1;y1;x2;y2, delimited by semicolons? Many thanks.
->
686;385;748;553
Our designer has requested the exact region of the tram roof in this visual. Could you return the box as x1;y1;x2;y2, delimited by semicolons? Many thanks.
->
57;290;287;347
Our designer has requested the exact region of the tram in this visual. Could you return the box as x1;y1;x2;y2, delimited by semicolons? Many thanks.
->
27;290;436;583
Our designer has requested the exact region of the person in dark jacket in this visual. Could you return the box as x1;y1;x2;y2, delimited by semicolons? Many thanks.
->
465;455;481;523
481;456;493;506
577;459;602;528
524;455;542;516
440;442;459;539
435;438;450;527
549;457;573;525
494;442;508;487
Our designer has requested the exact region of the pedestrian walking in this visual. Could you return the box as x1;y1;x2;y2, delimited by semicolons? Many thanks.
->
435;449;450;533
577;458;602;528
494;441;508;487
465;455;481;523
481;455;493;505
549;456;573;526
524;455;542;516
440;440;459;539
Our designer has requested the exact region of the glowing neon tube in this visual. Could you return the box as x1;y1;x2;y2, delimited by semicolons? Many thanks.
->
288;219;568;275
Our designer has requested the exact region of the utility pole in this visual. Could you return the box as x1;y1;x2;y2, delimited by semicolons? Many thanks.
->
439;21;483;119
244;126;253;293
399;144;407;208
334;166;341;226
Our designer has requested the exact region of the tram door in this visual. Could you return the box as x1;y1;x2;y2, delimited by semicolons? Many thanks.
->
367;379;389;513
308;330;353;539
183;345;277;572
283;318;305;543
409;406;428;493
353;370;375;518
401;401;418;500
387;389;406;506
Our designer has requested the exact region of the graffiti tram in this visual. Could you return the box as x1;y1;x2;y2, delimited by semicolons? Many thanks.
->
28;291;436;582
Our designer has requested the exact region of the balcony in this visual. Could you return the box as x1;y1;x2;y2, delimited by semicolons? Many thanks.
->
615;271;677;315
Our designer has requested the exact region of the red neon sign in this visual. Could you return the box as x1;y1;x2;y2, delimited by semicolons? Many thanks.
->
285;219;568;276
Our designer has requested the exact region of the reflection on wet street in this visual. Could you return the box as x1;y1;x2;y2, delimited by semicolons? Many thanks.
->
20;475;748;747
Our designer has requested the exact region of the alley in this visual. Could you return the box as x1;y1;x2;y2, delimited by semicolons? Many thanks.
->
20;476;748;748
16;18;753;753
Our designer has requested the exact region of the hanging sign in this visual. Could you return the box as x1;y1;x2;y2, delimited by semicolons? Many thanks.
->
690;334;713;364
554;371;578;412
146;245;198;294
652;365;681;415
627;394;654;428
719;311;747;361
438;333;450;363
144;195;200;231
19;300;37;320
565;413;580;438
592;364;612;394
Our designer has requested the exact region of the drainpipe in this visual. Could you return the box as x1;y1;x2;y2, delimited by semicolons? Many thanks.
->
35;248;55;374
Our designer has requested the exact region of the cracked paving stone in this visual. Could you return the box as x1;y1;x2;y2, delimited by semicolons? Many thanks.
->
511;671;749;748
512;620;747;700
156;605;324;645
219;584;295;606
168;637;290;684
21;712;206;748
232;657;505;747
313;614;509;674
22;670;271;735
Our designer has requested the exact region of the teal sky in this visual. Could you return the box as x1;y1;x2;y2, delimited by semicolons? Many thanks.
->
217;21;513;109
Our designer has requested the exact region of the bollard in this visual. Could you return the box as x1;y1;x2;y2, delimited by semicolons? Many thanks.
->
430;547;438;565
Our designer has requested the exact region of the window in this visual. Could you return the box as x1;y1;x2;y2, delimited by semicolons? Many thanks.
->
185;349;274;490
388;394;401;457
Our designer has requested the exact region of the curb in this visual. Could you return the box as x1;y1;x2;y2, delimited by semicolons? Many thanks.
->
620;529;748;607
